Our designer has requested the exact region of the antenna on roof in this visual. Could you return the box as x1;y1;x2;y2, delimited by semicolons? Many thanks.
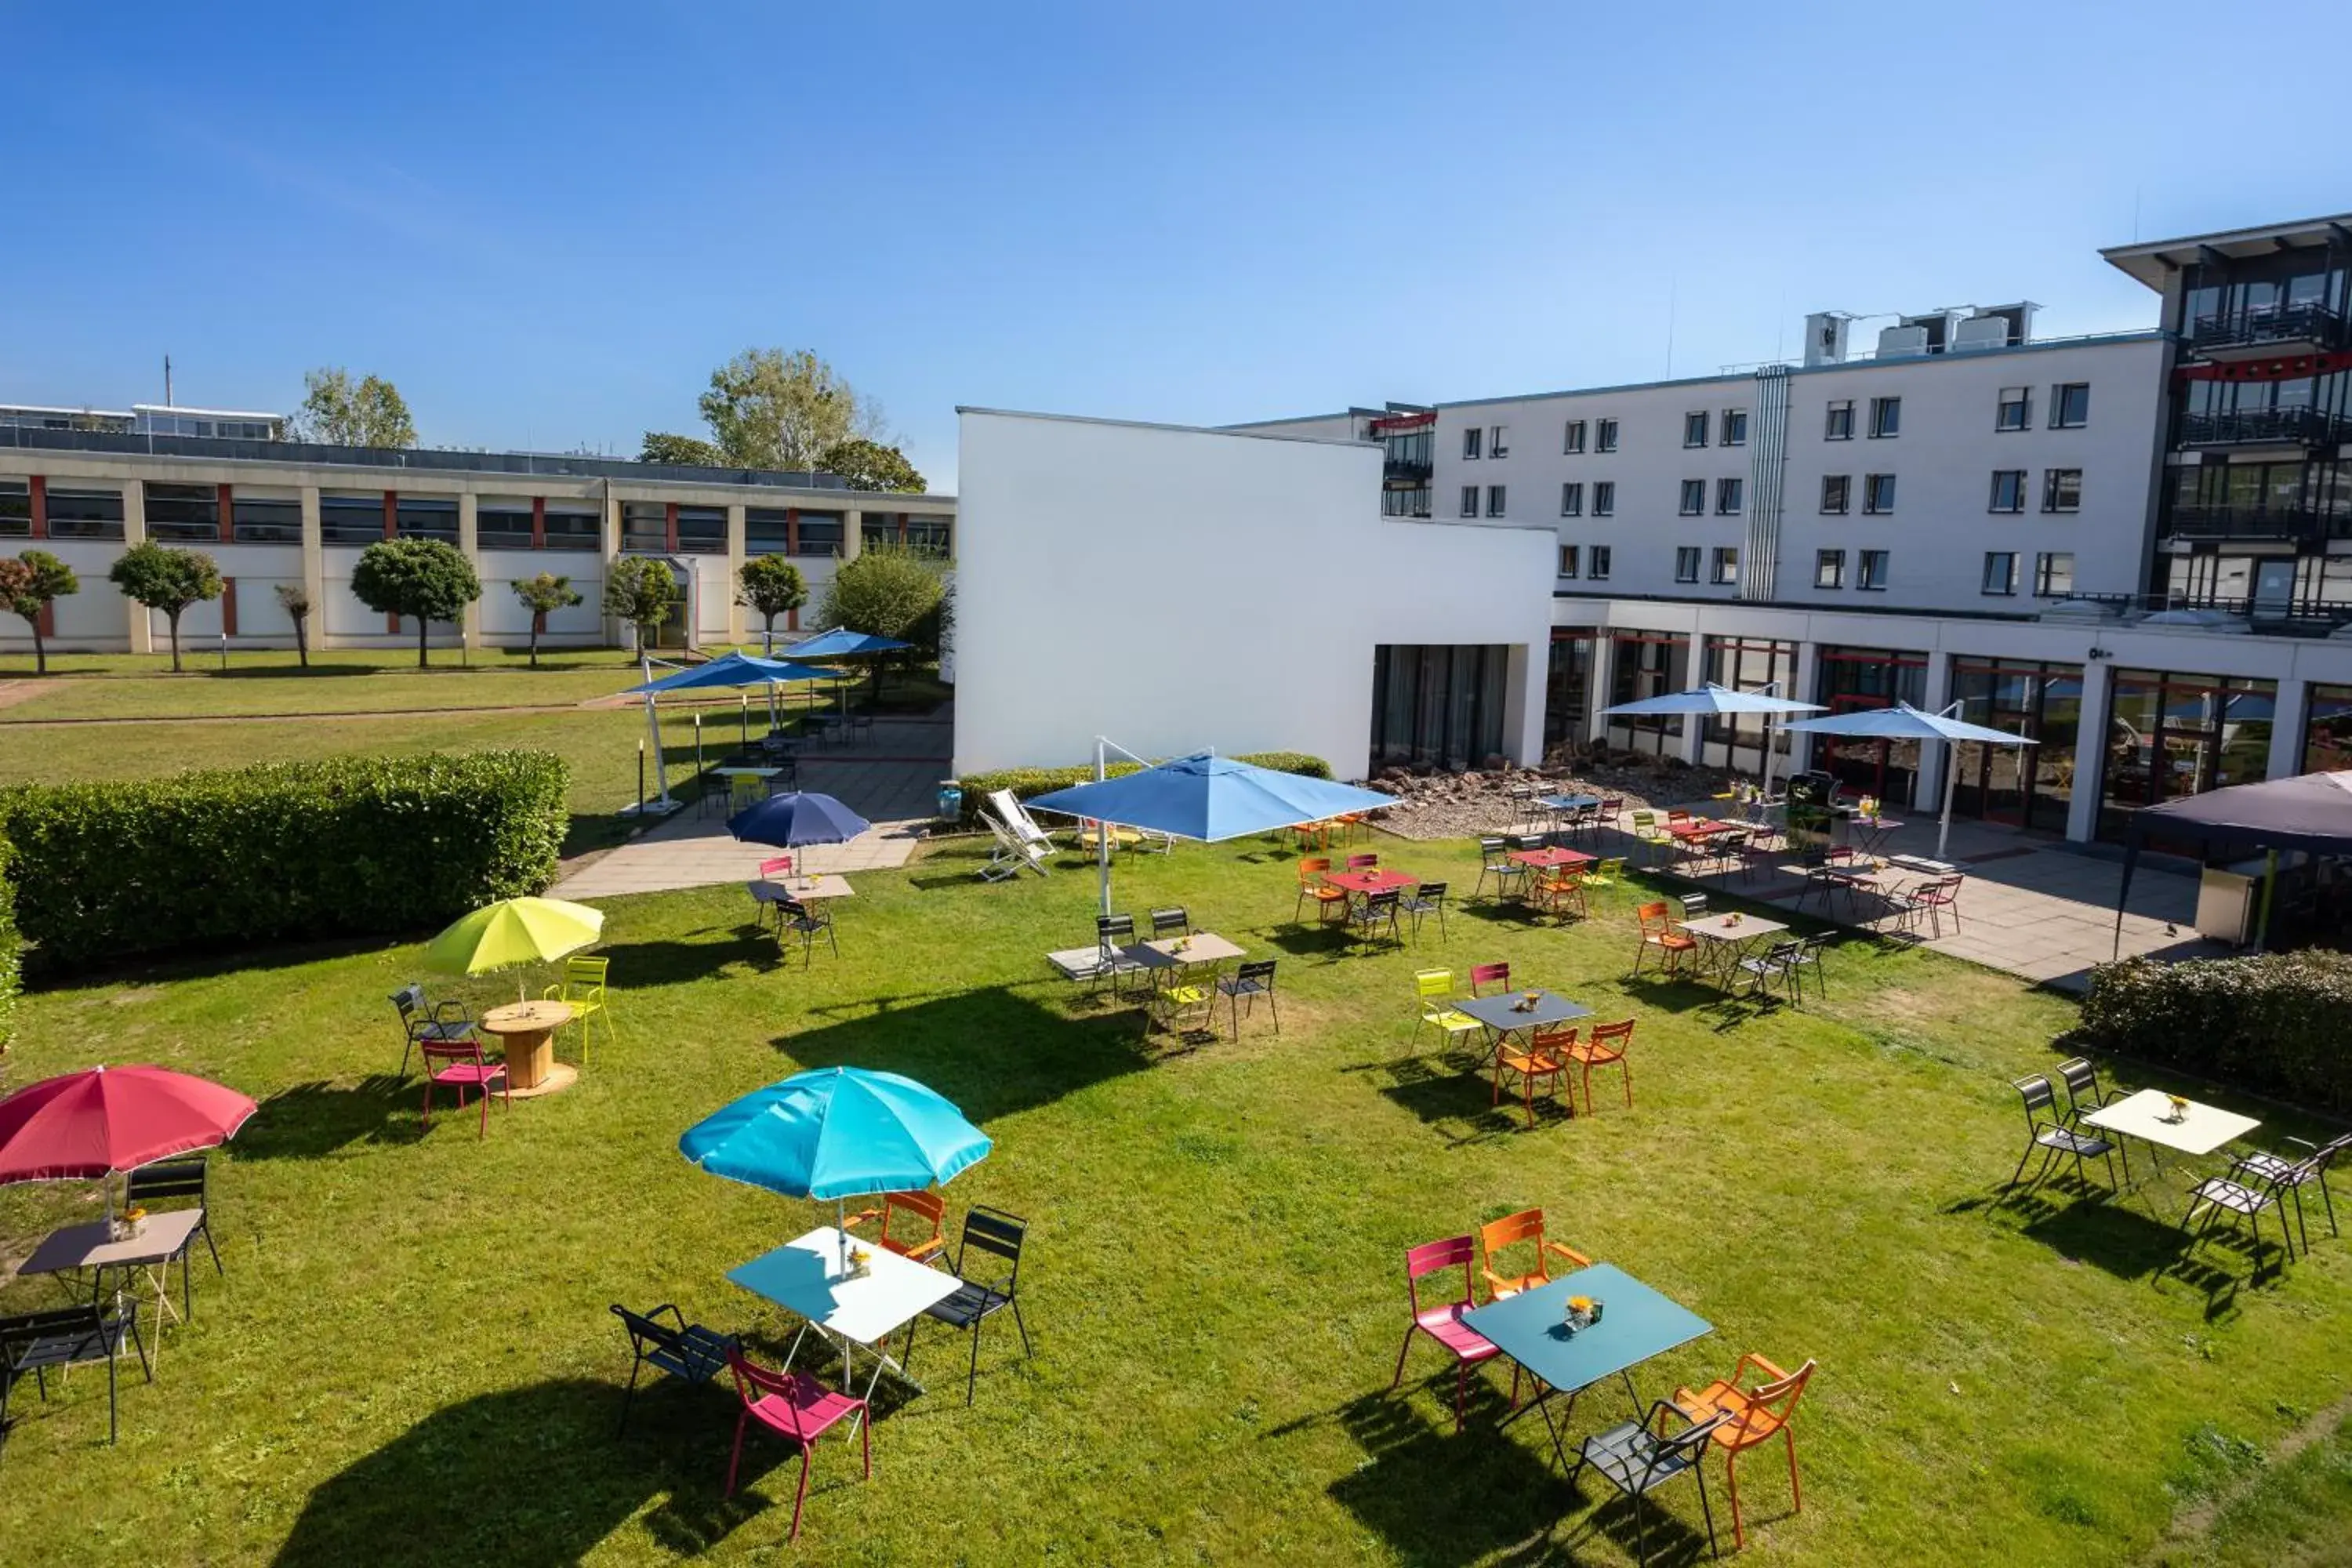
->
163;354;174;407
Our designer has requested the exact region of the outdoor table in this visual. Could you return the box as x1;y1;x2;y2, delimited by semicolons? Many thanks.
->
728;1225;964;1427
1677;913;1788;987
1885;854;1958;877
1453;989;1594;1063
1323;869;1417;916
1463;1262;1715;1472
477;1000;576;1096
1537;793;1602;813
20;1210;209;1363
2083;1088;2261;1177
1844;813;1903;856
1123;932;1247;1029
1508;847;1593;872
1778;860;1900;918
753;873;855;903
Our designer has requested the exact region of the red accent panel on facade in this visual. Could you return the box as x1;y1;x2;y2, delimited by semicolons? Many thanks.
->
387;612;401;633
897;512;907;543
532;496;546;549
35;602;54;638
2177;351;2352;383
532;610;547;636
219;483;237;543
221;578;239;637
665;502;679;552
27;476;45;540
383;492;398;539
788;605;799;632
1370;412;1437;434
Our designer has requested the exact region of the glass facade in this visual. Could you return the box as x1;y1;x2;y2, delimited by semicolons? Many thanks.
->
2303;684;2352;773
44;485;125;540
907;514;953;554
0;479;27;537
230;489;301;543
676;506;726;554
143;482;220;543
621;503;667;554
394;495;457;541
1813;644;1928;801
1605;631;1690;756
1370;644;1511;772
477;498;535;550
1699;637;1797;779
1948;657;2082;833
796;511;844;557
542;505;601;550
2097;668;2277;843
1544;631;1595;751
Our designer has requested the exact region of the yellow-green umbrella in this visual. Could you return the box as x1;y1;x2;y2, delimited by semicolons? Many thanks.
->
426;897;605;1000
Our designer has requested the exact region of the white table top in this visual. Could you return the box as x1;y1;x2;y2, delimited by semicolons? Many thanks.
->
728;1225;962;1345
1679;914;1788;942
752;874;855;902
21;1209;206;1275
2084;1088;2260;1157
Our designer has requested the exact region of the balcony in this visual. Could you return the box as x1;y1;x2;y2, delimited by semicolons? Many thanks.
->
2165;503;2340;545
2187;301;2350;362
1383;456;1433;483
2178;407;2340;448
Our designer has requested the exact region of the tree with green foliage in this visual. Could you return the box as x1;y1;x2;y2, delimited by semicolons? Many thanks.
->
602;557;677;655
108;541;222;673
819;541;946;653
816;437;925;494
510;572;584;668
697;348;887;471
293;367;417;448
350;538;481;669
0;550;79;675
274;583;314;668
638;431;724;466
735;557;809;654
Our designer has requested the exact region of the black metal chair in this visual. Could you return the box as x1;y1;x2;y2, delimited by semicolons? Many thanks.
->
1093;914;1141;996
1735;939;1803;1003
390;983;476;1077
1677;891;1708;920
2008;1074;2121;1192
1401;880;1449;943
2186;1156;2296;1267
1217;960;1279;1039
608;1303;741;1434
125;1156;222;1315
1569;1402;1731;1566
779;900;838;967
0;1303;150;1446
1148;907;1191;941
1352;887;1403;951
1473;838;1521;902
1783;932;1831;1004
905;1207;1032;1405
2054;1057;2122;1121
2230;1134;2349;1257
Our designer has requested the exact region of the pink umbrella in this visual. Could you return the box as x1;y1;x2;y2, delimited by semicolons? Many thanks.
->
0;1065;257;1219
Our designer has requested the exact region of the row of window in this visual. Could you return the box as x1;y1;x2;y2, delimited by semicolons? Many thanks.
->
1977;550;2078;597
1556;544;1613;580
1678;478;1744;516
1499;466;2083;523
1465;383;2093;463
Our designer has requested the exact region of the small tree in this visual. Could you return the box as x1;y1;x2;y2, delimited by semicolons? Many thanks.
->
293;367;417;448
274;582;314;668
819;542;946;652
0;550;79;675
109;542;223;673
638;431;724;466
736;557;808;654
815;437;925;494
350;538;481;669
603;557;677;655
510;572;583;668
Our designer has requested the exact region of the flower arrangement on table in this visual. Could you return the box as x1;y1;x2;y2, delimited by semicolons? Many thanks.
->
1512;990;1542;1014
1561;1293;1606;1334
847;1244;873;1279
2164;1094;2190;1123
110;1206;149;1243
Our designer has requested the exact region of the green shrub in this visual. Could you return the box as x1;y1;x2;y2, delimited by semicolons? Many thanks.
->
0;832;20;1055
2078;952;2352;1111
0;752;569;978
954;752;1333;826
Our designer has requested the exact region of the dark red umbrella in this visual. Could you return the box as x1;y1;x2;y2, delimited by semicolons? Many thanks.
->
0;1065;258;1184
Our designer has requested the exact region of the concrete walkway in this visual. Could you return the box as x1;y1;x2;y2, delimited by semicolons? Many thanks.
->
551;713;950;900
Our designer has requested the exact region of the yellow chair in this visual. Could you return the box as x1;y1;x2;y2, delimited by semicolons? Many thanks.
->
543;956;615;1063
1411;970;1486;1054
1582;855;1628;891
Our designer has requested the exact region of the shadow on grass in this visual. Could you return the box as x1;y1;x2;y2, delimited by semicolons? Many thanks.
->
1368;1054;1566;1144
593;924;786;986
236;1075;422;1161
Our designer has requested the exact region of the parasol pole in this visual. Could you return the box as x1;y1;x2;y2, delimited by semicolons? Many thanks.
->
1096;735;1112;917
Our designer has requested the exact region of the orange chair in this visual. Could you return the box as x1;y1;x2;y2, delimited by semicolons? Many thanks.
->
1564;1018;1633;1113
1333;812;1369;845
843;1189;947;1265
1632;902;1697;977
1538;872;1587;920
1294;857;1348;924
1493;1026;1571;1127
1476;1209;1593;1300
1672;1354;1817;1548
1291;820;1330;852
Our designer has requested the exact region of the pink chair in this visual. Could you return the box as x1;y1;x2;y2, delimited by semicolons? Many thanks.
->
1346;853;1380;872
1468;961;1511;996
759;855;796;880
419;1039;509;1139
724;1351;871;1541
1389;1236;1513;1432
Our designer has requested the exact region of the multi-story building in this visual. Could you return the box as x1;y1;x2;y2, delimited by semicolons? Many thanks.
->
2101;214;2352;625
0;403;287;440
0;426;953;655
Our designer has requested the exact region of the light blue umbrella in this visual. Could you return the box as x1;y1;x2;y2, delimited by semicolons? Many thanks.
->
1782;702;2036;858
1028;750;1394;914
781;626;916;720
680;1066;992;1262
1599;682;1824;798
622;650;835;694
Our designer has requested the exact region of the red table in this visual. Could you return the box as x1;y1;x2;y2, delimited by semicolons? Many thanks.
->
1508;848;1593;871
1323;869;1417;896
1664;818;1738;841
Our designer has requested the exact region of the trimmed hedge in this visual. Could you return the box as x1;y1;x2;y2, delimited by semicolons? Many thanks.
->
955;751;1334;827
0;752;570;978
2078;953;2352;1112
0;831;19;1055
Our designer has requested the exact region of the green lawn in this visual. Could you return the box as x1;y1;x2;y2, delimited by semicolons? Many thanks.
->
1;833;2345;1565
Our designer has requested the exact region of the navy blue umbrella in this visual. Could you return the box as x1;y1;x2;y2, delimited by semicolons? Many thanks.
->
728;790;873;850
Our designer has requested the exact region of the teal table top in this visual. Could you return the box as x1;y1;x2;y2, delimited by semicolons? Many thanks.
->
1462;1262;1712;1392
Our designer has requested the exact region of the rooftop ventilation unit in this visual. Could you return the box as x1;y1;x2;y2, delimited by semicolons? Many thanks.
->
1803;311;1854;368
1876;324;1932;359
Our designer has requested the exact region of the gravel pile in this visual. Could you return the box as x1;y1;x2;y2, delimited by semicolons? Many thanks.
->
1363;745;1740;842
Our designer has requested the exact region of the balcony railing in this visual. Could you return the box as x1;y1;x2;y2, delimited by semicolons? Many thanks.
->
2165;503;2344;543
2048;590;2352;637
1383;457;1433;482
2188;300;2349;357
2178;407;2340;447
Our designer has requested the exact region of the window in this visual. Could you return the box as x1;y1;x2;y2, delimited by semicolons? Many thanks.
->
1988;470;2027;513
1461;427;1482;460
1716;477;1743;515
1563;419;1587;454
2034;551;2075;596
1486;485;1507;517
1858;549;1890;590
143;482;220;543
476;497;535;550
620;502;667;552
1381;485;1431;517
1869;396;1901;437
44;485;126;541
1675;546;1701;583
793;510;844;556
1684;411;1709;448
1679;479;1706;516
1981;551;2019;596
1559;545;1580;578
1721;408;1748;447
1820;474;1850;514
1592;481;1616;516
0;479;30;538
906;514;952;554
1589;545;1612;579
1560;481;1583;517
1489;424;1509;458
2050;383;2089;429
1711;546;1739;585
1864;474;1896;514
1824;400;1855;440
1814;550;1846;589
541;504;601;550
229;489;300;543
1460;485;1479;519
395;495;458;541
1596;419;1619;453
320;491;383;544
1996;387;2031;431
2042;469;2082;514
675;505;726;554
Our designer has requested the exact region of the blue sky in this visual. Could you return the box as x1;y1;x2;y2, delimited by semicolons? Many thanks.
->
7;2;2346;492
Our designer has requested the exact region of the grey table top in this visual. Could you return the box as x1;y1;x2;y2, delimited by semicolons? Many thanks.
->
1454;990;1594;1033
21;1209;206;1275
